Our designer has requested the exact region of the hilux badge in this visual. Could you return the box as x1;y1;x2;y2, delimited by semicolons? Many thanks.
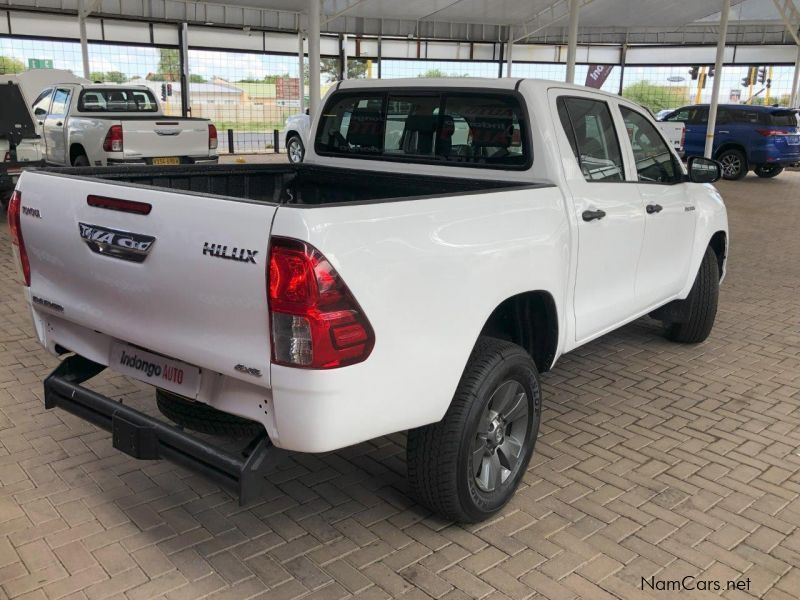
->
78;223;155;263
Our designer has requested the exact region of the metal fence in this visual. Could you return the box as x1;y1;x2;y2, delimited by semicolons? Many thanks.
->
1;35;797;154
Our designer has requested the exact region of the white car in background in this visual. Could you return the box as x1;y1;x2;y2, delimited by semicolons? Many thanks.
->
283;112;311;163
33;82;219;167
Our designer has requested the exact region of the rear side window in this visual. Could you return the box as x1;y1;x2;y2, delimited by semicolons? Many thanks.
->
49;88;71;117
557;96;624;182
767;111;798;127
314;90;531;170
730;109;760;124
78;89;159;112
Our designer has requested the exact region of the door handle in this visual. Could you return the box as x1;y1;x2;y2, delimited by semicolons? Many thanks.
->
718;130;730;134
582;209;606;222
646;204;663;214
56;121;63;127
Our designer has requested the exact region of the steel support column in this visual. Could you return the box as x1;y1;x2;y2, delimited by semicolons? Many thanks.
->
179;22;190;117
506;25;514;77
704;0;730;158
565;0;580;83
308;0;321;117
298;30;306;114
791;45;800;108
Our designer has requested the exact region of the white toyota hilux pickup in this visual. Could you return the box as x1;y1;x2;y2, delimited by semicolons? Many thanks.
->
10;79;727;522
31;82;218;167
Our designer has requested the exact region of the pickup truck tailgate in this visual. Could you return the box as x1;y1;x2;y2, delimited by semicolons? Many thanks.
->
122;119;210;159
17;171;276;386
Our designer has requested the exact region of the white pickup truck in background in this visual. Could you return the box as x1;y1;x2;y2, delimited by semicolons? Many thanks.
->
32;83;219;167
11;78;727;522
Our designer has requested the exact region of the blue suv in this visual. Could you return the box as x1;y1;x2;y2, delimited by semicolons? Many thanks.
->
662;104;800;180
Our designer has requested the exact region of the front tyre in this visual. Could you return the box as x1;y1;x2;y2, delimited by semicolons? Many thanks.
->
286;135;305;164
664;246;719;343
754;164;783;178
407;337;541;522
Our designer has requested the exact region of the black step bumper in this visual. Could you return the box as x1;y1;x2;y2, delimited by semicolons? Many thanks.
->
44;355;284;505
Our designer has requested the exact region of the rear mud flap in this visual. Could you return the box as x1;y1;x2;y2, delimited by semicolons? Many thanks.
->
44;354;285;505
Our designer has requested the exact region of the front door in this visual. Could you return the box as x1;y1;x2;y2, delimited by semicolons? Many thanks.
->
666;106;707;158
618;105;697;306
552;91;647;342
43;88;71;165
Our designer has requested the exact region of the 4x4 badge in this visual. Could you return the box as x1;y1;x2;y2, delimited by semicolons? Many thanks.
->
78;223;155;263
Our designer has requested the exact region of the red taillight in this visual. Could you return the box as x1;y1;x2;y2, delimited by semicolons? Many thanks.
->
208;124;218;150
268;237;374;369
103;125;124;152
755;128;784;137
680;127;686;148
3;151;10;162
7;191;30;287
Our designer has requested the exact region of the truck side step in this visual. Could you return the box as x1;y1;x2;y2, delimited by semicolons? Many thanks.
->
43;354;284;506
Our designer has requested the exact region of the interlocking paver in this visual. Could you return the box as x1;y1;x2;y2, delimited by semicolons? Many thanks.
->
1;174;800;599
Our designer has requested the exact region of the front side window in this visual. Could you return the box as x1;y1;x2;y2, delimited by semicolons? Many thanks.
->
665;108;690;122
314;90;530;169
557;97;624;182
78;89;159;112
32;88;53;116
49;88;71;117
620;106;679;184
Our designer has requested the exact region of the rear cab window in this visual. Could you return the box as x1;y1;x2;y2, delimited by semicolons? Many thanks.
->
78;89;159;112
314;89;531;170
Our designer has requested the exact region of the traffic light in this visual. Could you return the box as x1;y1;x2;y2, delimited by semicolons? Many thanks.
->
160;83;167;101
166;83;173;97
741;66;757;87
757;66;767;85
689;66;699;80
708;66;715;78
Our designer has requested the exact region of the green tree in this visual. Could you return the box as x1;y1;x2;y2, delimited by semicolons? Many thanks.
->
189;74;207;83
153;48;180;81
622;81;689;113
417;68;469;78
0;56;25;74
89;70;127;83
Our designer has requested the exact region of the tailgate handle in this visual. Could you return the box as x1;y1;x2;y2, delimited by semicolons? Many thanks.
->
155;129;180;136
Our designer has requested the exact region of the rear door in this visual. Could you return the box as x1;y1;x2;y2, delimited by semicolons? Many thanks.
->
44;87;71;164
617;104;696;305
121;120;210;162
551;90;648;342
18;172;278;386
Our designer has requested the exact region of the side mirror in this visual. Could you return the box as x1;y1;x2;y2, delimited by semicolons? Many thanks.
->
687;156;721;184
34;107;47;116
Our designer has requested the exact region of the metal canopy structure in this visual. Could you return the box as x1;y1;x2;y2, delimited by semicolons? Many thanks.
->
0;0;797;44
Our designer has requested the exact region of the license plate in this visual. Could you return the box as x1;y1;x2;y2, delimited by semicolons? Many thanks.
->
109;342;200;398
787;136;800;145
152;156;180;165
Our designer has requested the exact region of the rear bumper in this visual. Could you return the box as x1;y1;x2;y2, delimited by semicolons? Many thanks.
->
43;354;286;505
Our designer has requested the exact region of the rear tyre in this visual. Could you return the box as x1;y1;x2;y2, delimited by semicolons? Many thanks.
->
286;135;305;164
717;149;747;180
664;246;719;344
407;337;541;523
156;389;263;437
72;154;90;167
754;164;783;178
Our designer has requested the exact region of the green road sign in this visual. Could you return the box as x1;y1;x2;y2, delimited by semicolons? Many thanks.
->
28;59;54;70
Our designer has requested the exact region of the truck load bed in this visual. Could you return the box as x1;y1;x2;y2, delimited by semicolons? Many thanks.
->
45;163;542;206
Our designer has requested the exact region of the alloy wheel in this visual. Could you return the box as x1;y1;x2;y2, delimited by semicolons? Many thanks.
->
472;380;529;493
720;154;741;178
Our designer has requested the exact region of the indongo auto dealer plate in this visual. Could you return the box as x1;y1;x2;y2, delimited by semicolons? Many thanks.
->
109;342;201;398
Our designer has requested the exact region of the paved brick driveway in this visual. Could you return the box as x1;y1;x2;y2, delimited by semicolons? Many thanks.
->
1;172;799;600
